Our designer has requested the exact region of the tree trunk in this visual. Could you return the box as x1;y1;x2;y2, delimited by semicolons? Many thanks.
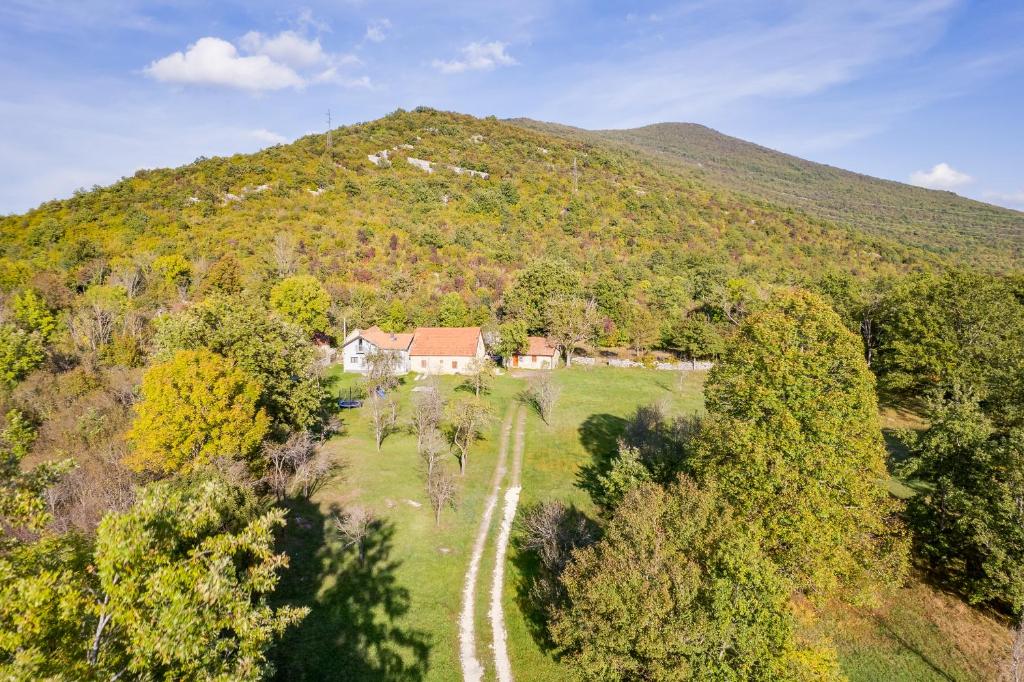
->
565;348;573;368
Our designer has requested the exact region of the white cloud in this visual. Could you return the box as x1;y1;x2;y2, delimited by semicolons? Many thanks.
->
432;41;516;74
145;32;367;92
144;37;303;91
240;30;326;69
364;19;391;43
909;162;973;190
250;128;288;144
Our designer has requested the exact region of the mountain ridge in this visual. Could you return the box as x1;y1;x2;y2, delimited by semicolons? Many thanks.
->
509;117;1024;268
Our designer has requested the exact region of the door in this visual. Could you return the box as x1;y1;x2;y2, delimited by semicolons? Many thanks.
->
511;355;519;368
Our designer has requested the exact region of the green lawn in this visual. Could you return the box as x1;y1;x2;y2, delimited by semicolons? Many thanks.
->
270;365;1009;681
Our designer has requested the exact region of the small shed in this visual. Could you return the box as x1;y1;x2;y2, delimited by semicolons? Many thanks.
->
510;337;559;370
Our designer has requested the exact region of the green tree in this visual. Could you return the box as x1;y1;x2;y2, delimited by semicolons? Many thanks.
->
203;253;245;295
502;259;581;333
695;289;908;600
127;349;269;473
152;254;192;299
10;289;59;342
269;274;331;335
873;270;1024;401
436;292;470;327
551;477;842;681
495;319;529;362
663;314;725;363
0;323;45;387
153;295;327;431
901;396;1024;613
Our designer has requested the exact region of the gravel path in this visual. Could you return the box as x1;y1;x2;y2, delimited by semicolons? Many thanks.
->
489;408;526;682
459;405;516;682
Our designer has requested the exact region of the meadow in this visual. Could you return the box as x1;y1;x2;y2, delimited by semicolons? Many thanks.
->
270;365;1009;681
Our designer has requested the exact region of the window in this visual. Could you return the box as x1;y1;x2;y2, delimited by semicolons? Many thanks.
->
452;360;458;369
357;339;363;351
531;355;536;362
350;356;360;365
421;359;427;368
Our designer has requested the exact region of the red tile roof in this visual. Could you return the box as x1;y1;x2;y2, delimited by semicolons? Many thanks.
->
409;327;482;357
523;336;558;357
361;326;414;351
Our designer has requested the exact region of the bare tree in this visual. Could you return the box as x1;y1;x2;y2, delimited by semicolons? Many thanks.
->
545;297;600;367
427;464;458;526
362;349;400;395
366;392;399;452
418;426;446;479
446;396;491;475
109;259;146;299
524;372;560;424
292;450;342;499
272;232;298;277
410;381;445;451
520;501;599;613
262;431;317;500
461;357;495;396
335;506;377;566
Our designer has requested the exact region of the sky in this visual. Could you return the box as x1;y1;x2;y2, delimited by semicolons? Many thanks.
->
1;0;1022;215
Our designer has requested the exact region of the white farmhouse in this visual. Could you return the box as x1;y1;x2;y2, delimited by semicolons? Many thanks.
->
408;327;486;375
340;326;414;374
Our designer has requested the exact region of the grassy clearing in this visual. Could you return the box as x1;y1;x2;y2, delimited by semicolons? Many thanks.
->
271;365;1010;681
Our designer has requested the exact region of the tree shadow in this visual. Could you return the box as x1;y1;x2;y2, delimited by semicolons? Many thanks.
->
271;498;432;681
574;413;627;504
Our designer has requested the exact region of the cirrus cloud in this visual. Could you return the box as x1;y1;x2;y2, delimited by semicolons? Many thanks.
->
909;162;973;190
432;41;516;74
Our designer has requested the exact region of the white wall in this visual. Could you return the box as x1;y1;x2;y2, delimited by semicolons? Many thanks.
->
513;353;558;369
341;338;409;374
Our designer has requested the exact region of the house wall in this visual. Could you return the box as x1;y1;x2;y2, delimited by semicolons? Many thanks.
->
514;353;558;370
341;338;410;374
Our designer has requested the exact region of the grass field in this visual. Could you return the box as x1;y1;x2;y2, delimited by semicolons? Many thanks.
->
270;365;1010;681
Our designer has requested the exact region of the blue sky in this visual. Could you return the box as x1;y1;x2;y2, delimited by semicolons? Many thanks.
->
2;0;1022;214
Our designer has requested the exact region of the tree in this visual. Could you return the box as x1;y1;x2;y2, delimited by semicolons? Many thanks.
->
502;260;581;333
335;506;377;566
0;323;44;387
901;396;1024;612
663;313;725;365
545;297;599;367
126;349;269;473
446;396;491;475
262;431;318;501
151;253;192;300
624;304;659;357
70;284;127;353
524;371;559;424
270;275;331;336
427;464;457;526
873;270;1024;401
551;477;842;681
410;382;445;452
461;356;494;396
366;392;399;452
695;290;908;600
153;295;328;431
203;253;244;295
495;319;529;363
89;474;306;679
10;289;59;342
418;427;446;479
436;292;470;327
1;473;304;681
362;348;400;395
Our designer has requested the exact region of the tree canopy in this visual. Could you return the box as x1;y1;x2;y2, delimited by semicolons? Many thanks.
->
269;274;331;336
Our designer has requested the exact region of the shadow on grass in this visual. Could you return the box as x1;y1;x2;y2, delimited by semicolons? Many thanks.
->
575;413;627;504
272;498;431;681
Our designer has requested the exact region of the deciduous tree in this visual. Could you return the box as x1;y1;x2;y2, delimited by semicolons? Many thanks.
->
695;289;908;600
126;349;269;473
446;396;491;475
270;275;331;336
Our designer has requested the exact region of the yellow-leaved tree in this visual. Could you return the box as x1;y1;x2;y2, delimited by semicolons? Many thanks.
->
127;349;268;473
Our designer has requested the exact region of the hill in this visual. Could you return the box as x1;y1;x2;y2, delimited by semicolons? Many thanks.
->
0;108;959;351
510;119;1024;269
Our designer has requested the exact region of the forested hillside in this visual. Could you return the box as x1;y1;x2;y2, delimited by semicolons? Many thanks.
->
1;108;942;349
511;118;1024;268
